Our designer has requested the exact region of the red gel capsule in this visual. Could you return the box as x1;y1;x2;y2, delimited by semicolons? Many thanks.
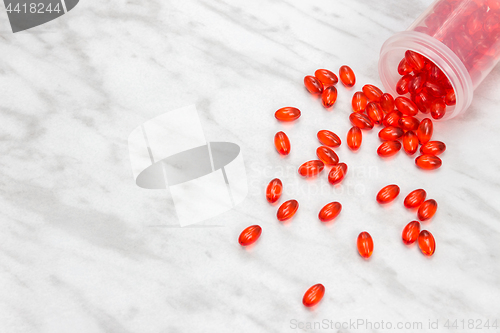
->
274;131;291;156
405;50;426;72
339;65;356;87
415;155;442;170
317;130;341;147
321;86;338;108
304;75;323;95
376;184;400;204
275;107;301;122
328;162;348;185
347;126;362;151
418;199;438;221
402;221;420;245
420;141;446;155
318;202;342;222
349;113;374;130
302;284;325;307
408;73;426;94
316;146;339;165
377;141;401;157
352;91;368;113
412;91;433;114
383;110;402;127
430;99;446;120
362;84;383;102
395;97;419;116
357;232;374;259
298;160;325;177
378;126;404;141
424;81;446;97
398;58;412;75
445;89;456;106
418;230;436;256
396;74;412;95
277;199;299;221
266;178;283;204
417;118;433;144
379;93;395;113
404;189;427;209
403;131;419;155
238;225;262;246
315;69;338;87
399;116;420;131
366;102;384;125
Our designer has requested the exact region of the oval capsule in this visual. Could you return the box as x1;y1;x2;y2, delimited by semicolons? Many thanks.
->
317;130;341;147
396;74;412;95
339;65;356;87
347;126;362;151
362;84;383;102
316;146;339;165
417;118;433;144
402;130;419;155
405;50;426;72
404;189;427;209
318;202;342;222
275;107;301;122
274;131;291;156
395;97;419;116
321;86;338;108
266;178;283;204
383;110;402;127
417;199;438;221
328;162;348;185
399;116;420;131
298;160;325;177
379;93;395;113
402;221;420;245
415;155;442;170
430;99;446;120
304;75;323;95
352;91;368;113
238;225;262;246
378;126;404;141
418;230;436;256
357;232;374;259
420;141;446;155
349;112;374;130
366;102;384;125
424;81;446;97
277;199;299;221
377;141;401;157
376;184;400;204
302;284;325;307
398;58;412;75
408;73;426;94
315;69;338;86
445;89;456;106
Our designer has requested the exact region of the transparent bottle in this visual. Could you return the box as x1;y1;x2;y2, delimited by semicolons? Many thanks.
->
379;0;500;120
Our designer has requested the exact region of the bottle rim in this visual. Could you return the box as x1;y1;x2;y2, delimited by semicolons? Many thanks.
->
378;31;473;121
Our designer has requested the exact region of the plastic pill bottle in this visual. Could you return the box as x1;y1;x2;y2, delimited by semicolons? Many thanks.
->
379;0;500;120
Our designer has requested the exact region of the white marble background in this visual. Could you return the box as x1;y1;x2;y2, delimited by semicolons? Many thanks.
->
1;0;500;332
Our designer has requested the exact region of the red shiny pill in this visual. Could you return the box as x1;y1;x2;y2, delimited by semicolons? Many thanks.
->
405;50;426;72
379;93;395;113
352;91;368;113
415;155;442;170
316;146;339;165
376;184;400;204
366;102;384;125
402;130;419;155
408;73;426;94
339;65;356;87
315;69;338;87
395;97;419;116
399;116;420;131
396;74;412;95
321;86;338;108
377;140;402;157
402;221;420;245
420;141;446;155
418;230;436;256
357;231;374;259
302;284;325;307
266;178;283;204
347;126;362;151
430;99;446;120
298;160;325;177
445;89;456;106
362;84;383;102
404;189;427;209
383;110;402;127
304;75;323;95
238;225;262;246
275;107;301;122
417;199;437;221
274;131;291;156
378;126;404;141
318;202;342;222
317;130;341;147
398;58;412;75
277;199;299;221
328;162;348;185
416;118;433;144
424;81;446;97
349;112;374;130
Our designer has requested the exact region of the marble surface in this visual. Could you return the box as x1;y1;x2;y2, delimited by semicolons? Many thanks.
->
1;0;500;332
